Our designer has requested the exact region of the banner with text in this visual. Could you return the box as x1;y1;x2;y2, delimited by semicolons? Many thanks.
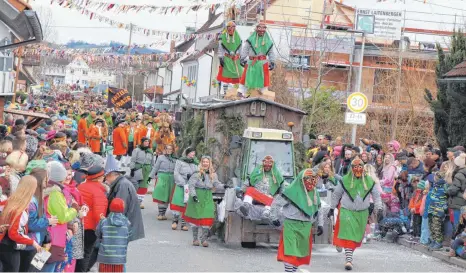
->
356;9;403;40
107;87;132;109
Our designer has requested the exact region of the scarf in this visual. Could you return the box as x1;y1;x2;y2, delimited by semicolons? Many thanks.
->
249;164;284;196
179;156;199;165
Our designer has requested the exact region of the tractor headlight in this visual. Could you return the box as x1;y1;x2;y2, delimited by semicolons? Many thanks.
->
282;133;292;139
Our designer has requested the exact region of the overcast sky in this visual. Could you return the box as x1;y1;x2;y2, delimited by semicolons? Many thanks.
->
30;0;466;49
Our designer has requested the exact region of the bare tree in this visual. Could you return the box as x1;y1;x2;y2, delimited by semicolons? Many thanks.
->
35;6;57;43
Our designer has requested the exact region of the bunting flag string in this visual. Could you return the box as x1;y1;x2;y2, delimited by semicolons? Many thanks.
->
62;0;231;15
49;0;222;41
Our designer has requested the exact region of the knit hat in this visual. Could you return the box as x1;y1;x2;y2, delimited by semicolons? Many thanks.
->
109;198;125;213
185;147;195;156
25;135;38;159
47;161;67;182
454;153;466;168
15;119;25;126
25;159;47;175
86;165;105;180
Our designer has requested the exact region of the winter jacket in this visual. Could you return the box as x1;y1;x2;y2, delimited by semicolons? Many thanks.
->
187;171;223;197
427;178;448;218
44;181;78;247
381;165;397;193
112;127;128;156
149;155;176;178
408;162;425;175
447;168;466;210
0;210;34;246
27;196;49;246
174;159;198;186
453;220;466;240
334;158;351;176
107;175;144;242
78;179;108;230
96;212;131;265
129;147;153;170
381;192;401;216
87;124;103;153
78;118;88;144
408;189;424;215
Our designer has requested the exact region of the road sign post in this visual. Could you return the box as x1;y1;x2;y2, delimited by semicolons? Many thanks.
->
346;91;368;145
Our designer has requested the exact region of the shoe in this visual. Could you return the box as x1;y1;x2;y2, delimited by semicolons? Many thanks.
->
140;204;145;209
161;215;168;220
449;249;456;257
202;241;209;247
430;242;443;251
181;225;189;231
362;237;367;244
171;222;178;230
345;262;353;271
193;240;200;246
157;215;163;220
336;247;343;253
239;205;249;217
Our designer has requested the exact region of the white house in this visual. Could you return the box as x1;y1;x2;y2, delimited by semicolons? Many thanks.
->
0;22;14;96
64;58;116;88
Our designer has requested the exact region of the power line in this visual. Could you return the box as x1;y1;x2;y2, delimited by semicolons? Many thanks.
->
410;0;466;13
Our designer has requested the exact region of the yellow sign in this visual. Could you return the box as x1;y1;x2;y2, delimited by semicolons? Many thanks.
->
347;92;368;113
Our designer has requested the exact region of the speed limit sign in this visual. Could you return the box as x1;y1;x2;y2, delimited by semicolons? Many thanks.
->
347;92;368;113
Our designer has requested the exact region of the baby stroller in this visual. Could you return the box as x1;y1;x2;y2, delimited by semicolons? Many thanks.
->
378;210;409;243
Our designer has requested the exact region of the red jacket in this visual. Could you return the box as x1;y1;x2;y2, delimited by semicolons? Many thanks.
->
77;180;108;230
0;210;34;246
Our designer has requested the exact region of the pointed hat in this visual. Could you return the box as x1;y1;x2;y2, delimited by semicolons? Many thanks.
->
104;154;125;175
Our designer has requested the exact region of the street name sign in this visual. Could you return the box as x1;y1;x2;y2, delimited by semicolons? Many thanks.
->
356;9;403;40
345;112;367;125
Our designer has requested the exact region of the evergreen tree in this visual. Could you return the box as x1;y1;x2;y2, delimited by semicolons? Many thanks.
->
425;30;466;154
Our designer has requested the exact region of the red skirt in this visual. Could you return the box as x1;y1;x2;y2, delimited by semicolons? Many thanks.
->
333;208;362;250
239;63;270;87
182;215;214;227
99;264;124;272
277;229;312;267
216;66;240;84
245;187;273;206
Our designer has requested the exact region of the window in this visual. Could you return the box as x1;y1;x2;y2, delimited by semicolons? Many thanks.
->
0;56;13;72
187;64;198;82
289;55;310;70
248;140;294;177
82;70;88;75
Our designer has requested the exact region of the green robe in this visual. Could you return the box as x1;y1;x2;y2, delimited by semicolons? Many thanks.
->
337;174;374;242
281;170;321;257
249;164;284;195
245;32;273;89
219;31;243;79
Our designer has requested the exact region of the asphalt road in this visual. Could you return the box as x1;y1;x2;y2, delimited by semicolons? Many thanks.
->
123;195;462;272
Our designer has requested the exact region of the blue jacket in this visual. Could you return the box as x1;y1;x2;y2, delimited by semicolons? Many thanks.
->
408;162;425;175
427;177;448;217
27;196;49;246
96;212;131;265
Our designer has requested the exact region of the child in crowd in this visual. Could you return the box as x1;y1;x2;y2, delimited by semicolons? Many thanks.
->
427;171;448;250
450;206;466;259
96;198;131;272
409;178;425;240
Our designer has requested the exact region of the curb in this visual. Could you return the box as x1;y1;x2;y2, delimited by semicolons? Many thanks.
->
397;237;466;269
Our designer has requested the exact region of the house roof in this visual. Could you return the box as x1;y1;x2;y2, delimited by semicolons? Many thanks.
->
187;97;307;115
444;60;466;78
174;13;223;52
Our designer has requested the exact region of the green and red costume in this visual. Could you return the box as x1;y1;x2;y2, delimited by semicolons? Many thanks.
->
239;31;274;89
275;169;321;267
333;174;374;249
216;31;243;84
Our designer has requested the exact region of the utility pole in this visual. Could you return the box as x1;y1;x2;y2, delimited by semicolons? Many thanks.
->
125;23;133;92
391;10;406;140
12;47;23;103
351;32;366;145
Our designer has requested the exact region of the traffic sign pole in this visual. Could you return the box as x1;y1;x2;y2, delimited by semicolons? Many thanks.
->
351;33;366;145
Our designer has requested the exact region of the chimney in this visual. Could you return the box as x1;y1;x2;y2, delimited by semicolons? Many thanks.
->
170;40;176;53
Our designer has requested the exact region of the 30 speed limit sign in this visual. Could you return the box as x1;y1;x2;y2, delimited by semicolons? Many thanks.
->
347;92;368;113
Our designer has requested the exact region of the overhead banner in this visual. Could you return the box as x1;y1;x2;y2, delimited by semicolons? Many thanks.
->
107;87;132;109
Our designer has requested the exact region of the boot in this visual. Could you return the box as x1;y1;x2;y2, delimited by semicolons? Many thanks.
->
171;221;178;230
157;215;163;220
140;204;145;209
202;241;209;247
239;205;249;217
345;262;353;271
181;225;189;231
161;215;167;220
